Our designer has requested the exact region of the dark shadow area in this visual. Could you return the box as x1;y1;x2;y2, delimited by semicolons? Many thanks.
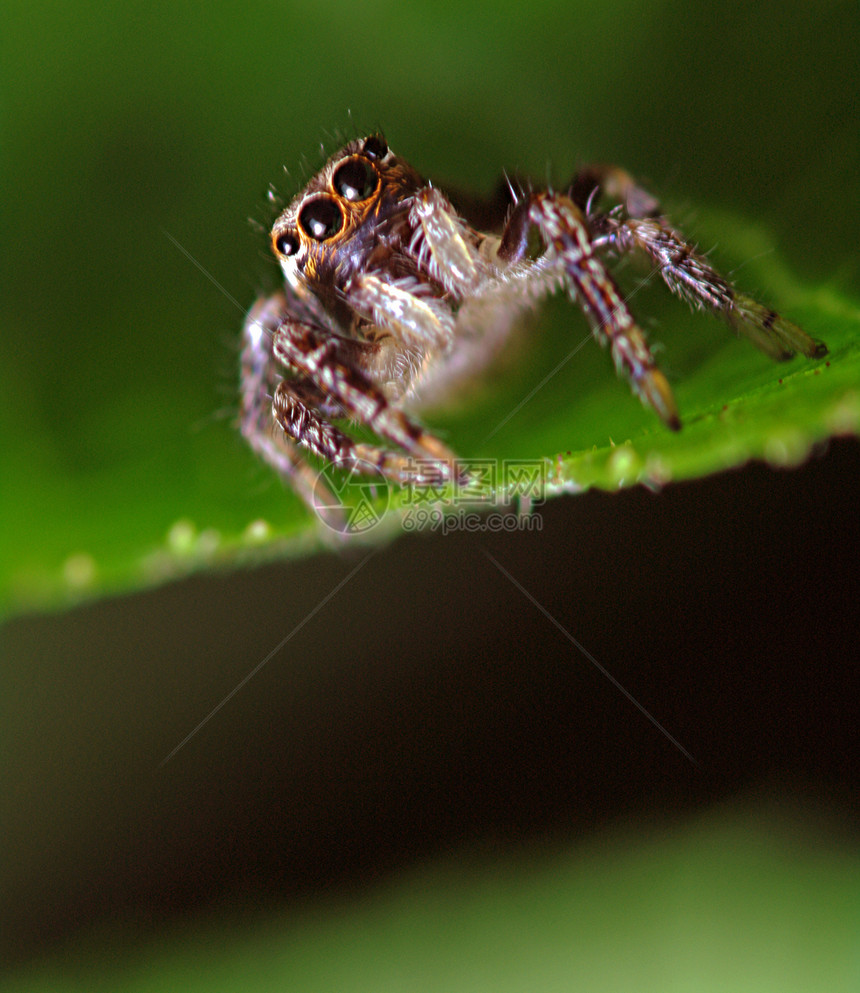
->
3;439;858;965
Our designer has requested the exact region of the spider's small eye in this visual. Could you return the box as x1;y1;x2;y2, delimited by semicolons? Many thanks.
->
273;230;300;257
333;157;379;202
298;196;344;241
362;135;388;160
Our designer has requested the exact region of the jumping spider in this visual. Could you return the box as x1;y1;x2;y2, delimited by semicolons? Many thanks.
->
241;133;826;511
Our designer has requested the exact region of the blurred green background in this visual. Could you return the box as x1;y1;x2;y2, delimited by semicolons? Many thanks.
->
2;0;858;989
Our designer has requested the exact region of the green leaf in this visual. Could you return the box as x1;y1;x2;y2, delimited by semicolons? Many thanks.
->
2;0;858;618
2;204;856;617
1;3;857;988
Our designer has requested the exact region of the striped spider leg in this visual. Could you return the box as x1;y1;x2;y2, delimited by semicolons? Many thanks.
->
240;284;460;514
459;163;826;429
241;133;826;513
496;189;683;428
568;164;828;367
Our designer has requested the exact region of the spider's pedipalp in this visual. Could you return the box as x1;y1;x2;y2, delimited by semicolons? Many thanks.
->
409;187;488;296
347;273;454;354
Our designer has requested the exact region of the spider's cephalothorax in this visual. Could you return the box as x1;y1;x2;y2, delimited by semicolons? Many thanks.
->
241;132;827;511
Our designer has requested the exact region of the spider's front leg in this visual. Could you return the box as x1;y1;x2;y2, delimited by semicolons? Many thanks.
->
241;291;456;520
271;377;454;488
240;291;325;510
270;308;460;483
500;191;682;428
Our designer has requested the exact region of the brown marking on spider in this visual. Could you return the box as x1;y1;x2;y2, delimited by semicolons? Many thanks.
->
240;133;827;512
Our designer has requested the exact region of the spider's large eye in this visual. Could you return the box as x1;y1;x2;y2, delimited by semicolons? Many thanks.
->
362;134;388;160
273;229;300;257
333;157;379;202
298;196;344;241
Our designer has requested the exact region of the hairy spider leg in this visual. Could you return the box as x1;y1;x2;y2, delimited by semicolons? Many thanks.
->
240;292;330;509
592;215;828;361
272;377;454;487
499;191;682;429
344;268;456;395
270;311;460;477
396;186;568;408
241;290;458;515
569;164;827;361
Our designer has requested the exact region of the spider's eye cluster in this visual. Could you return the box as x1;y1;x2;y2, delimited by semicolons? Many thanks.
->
333;156;378;202
362;134;388;160
273;137;390;257
274;231;300;257
298;196;344;242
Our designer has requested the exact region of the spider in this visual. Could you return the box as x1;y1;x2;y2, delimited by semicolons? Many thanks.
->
240;132;826;511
